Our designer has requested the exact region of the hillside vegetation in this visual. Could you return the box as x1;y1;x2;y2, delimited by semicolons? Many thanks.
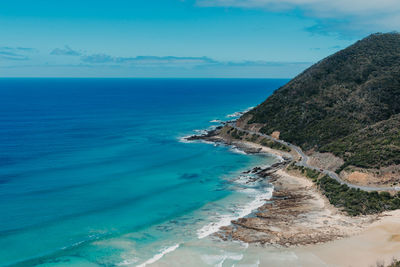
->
241;33;400;169
322;114;400;169
288;164;400;216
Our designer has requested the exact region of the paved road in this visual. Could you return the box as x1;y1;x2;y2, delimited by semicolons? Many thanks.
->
229;124;400;192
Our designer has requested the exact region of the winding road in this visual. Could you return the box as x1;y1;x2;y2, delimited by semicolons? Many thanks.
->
229;124;400;192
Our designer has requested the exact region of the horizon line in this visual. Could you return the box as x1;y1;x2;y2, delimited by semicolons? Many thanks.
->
0;77;292;79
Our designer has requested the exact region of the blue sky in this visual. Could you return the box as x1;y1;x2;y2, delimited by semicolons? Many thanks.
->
0;0;399;77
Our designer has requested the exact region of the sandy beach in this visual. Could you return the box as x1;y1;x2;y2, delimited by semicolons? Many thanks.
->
151;208;400;267
217;168;377;246
292;210;400;266
238;169;400;266
174;128;400;267
152;166;400;267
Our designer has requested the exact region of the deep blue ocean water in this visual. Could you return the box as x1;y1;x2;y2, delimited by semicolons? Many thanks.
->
0;79;287;266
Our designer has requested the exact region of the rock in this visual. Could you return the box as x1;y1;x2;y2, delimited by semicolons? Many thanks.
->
271;131;280;139
216;169;373;247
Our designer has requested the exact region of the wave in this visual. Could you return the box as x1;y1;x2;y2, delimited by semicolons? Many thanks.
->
232;259;260;267
178;135;196;143
136;243;180;267
178;125;218;144
226;106;254;118
233;174;256;185
201;252;244;266
178;135;216;146
196;186;273;239
194;129;209;135
116;258;138;266
229;147;247;155
226;112;242;118
179;113;278;241
116;258;139;266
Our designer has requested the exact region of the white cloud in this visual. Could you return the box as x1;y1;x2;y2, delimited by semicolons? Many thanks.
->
81;55;217;66
0;60;312;78
0;46;36;61
197;0;400;33
51;46;81;56
198;0;400;16
80;54;310;71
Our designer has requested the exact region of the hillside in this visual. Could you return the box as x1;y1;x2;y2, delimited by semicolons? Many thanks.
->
321;113;400;169
238;33;400;169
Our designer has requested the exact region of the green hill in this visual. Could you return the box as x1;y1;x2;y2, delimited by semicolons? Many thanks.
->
239;33;400;169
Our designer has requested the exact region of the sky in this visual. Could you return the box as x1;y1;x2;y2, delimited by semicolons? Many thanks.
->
0;0;399;78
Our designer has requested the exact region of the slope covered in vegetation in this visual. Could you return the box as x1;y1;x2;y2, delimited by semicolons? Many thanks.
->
241;33;400;169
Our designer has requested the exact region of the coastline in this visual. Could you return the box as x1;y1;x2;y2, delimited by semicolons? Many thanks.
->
182;119;400;260
218;168;377;246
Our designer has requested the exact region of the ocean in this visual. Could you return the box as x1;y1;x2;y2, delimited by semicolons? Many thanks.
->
0;78;288;266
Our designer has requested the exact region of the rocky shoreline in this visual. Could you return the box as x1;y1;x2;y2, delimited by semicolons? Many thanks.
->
217;168;377;247
184;126;379;247
186;124;290;156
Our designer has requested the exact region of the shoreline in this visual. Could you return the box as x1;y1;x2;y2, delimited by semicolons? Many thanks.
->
182;123;399;250
217;168;378;247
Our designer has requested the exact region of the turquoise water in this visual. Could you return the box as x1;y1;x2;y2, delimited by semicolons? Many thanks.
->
0;79;287;266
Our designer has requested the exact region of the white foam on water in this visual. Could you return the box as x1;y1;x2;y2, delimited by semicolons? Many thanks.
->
136;244;180;267
233;175;253;185
178;135;217;145
201;254;227;265
215;256;227;267
201;252;244;266
232;240;249;249
178;125;219;144
197;187;273;239
201;140;216;145
178;135;195;143
229;147;247;155
226;112;242;118
226;107;254;118
233;259;260;267
116;258;139;266
226;252;244;261
275;155;284;162
210;119;223;123
61;240;86;250
194;129;209;135
237;187;259;194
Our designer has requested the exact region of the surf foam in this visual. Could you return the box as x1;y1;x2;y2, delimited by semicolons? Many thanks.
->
226;107;254;118
197;187;273;239
229;147;248;155
136;244;180;267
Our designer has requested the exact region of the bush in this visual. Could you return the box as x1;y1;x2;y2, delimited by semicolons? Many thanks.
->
318;175;400;215
289;164;400;216
260;138;291;152
246;33;400;169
